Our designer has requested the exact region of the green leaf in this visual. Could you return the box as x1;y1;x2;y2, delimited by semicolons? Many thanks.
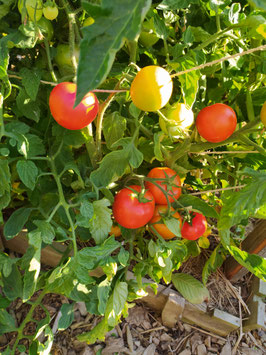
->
227;246;266;282
77;318;110;343
88;199;112;244
91;138;143;187
2;264;23;300
33;220;55;244
103;112;127;149
77;236;120;270
0;0;14;20
58;303;75;331
0;159;11;210
178;195;219;218
76;0;151;103
19;68;41;101
153;13;169;39
0;294;10;309
21;134;45;158
4;207;32;240
157;0;199;10
164;217;181;237
0;309;16;335
118;247;130;267
105;281;128;327
202;244;225;285
97;278;111;315
190;26;211;42
154;132;164;162
176;60;199;108
16;160;38;190
22;231;42;301
16;88;40;122
172;273;209;304
37;326;54;355
218;169;266;232
80;201;94;219
248;0;266;10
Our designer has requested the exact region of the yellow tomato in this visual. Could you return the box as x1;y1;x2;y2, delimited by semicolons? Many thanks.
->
159;103;194;139
130;66;173;112
260;101;266;127
18;0;43;21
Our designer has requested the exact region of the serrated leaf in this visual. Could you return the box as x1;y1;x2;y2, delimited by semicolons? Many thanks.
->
19;67;41;101
76;0;151;104
178;195;219;218
0;309;16;335
2;263;23;300
33;220;55;244
103;112;127;149
157;0;199;10
105;281;128;327
97;278;111;315
80;201;94;219
164;217;181;237
89;199;112;244
227;246;266;282
118;247;130;267
22;231;42;301
77;318;110;343
153;13;169;39
172;273;209;304
16;88;40;122
58;303;75;331
218;169;266;234
16;160;38;190
154;132;164;162
202;244;225;285
4;207;32;240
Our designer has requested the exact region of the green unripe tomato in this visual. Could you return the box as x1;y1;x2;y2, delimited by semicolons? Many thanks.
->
37;16;54;41
139;18;159;47
18;0;43;22
83;16;94;27
54;44;79;75
43;2;58;21
159;103;194;139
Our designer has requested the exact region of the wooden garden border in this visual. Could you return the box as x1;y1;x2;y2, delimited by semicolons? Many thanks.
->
0;230;265;337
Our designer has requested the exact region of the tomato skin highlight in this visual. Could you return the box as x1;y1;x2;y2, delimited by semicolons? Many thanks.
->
112;185;155;229
145;167;181;205
149;205;182;240
196;103;237;143
49;82;99;130
130;66;173;112
181;212;207;241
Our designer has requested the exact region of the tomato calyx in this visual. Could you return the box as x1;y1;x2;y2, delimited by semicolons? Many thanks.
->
127;186;153;204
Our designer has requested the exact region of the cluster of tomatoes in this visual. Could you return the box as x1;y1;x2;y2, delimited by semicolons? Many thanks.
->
112;167;207;241
18;0;59;22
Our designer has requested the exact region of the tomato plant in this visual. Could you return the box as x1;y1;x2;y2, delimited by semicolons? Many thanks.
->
181;212;207;241
260;101;266;127
43;2;58;21
145;167;181;205
49;82;99;130
196;103;237;143
112;185;155;229
149;205;182;240
130;66;173;111
0;0;266;350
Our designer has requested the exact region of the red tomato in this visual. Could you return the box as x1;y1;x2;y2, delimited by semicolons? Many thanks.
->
149;205;182;240
145;167;181;205
181;212;207;240
49;82;99;130
112;185;155;229
196;103;237;143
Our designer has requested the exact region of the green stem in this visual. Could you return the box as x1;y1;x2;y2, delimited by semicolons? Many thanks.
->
0;91;5;140
246;91;255;121
163;39;170;63
44;39;57;83
216;11;221;32
238;134;266;156
127;39;138;64
193;26;232;52
11;289;47;354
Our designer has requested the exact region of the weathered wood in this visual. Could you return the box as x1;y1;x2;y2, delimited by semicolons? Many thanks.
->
182;303;240;337
252;277;266;297
225;220;266;282
242;295;265;332
161;292;185;327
